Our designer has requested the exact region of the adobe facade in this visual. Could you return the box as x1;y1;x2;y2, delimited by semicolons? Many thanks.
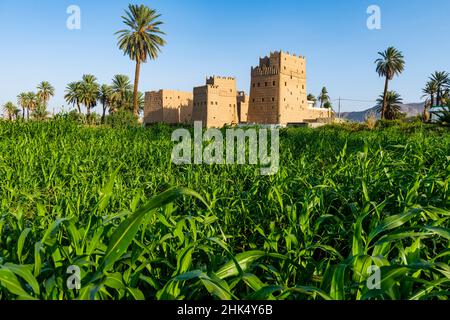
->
143;51;331;127
237;91;249;123
192;76;239;128
144;90;193;124
248;51;330;125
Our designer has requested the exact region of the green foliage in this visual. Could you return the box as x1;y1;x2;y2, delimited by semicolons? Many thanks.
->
431;103;450;126
31;104;49;121
54;110;86;125
0;121;448;300
105;110;139;128
376;91;403;120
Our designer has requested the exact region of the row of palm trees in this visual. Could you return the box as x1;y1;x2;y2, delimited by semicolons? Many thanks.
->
308;87;332;109
64;3;165;121
2;81;55;120
2;102;20;120
422;72;450;121
374;46;450;121
64;74;144;123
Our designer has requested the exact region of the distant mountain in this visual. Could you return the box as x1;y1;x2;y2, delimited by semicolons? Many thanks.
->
340;102;425;122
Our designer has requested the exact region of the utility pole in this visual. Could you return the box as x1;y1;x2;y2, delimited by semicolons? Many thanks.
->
338;97;341;120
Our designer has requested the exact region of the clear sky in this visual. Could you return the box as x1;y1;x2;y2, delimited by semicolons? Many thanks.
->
0;0;449;113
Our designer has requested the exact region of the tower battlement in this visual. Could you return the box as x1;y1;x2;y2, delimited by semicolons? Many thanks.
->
192;75;239;128
251;66;279;77
248;51;328;125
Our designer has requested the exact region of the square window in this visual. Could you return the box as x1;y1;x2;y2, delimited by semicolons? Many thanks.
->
273;81;276;86
272;98;275;102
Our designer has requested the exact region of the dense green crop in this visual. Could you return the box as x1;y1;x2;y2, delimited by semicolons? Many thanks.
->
0;120;449;300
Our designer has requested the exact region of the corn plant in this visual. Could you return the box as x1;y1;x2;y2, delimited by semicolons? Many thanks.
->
0;120;449;300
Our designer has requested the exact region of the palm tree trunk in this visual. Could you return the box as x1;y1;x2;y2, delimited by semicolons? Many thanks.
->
77;102;81;114
22;107;25;120
133;59;141;116
382;76;389;119
27;108;29;120
431;94;434;108
437;88;441;106
102;105;106;124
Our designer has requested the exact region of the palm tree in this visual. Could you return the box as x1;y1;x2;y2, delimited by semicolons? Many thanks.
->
318;87;330;108
37;81;55;108
3;102;18;120
65;82;82;114
421;81;438;122
429;71;450;106
99;84;113;123
116;4;166;116
17;93;27;119
375;47;405;119
24;92;38;120
422;81;438;108
111;74;133;112
376;91;403;120
121;90;145;113
78;75;100;118
307;94;317;107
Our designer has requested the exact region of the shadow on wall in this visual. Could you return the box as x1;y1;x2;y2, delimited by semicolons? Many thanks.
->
155;101;193;124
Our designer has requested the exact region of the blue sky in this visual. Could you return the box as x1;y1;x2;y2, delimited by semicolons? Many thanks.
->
0;0;449;113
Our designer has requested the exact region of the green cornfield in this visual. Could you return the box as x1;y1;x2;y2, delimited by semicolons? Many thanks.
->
0;119;449;300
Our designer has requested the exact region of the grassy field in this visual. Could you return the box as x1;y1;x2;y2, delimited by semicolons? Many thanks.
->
0;120;449;300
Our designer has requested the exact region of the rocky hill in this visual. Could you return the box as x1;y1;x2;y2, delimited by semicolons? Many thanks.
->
340;103;425;122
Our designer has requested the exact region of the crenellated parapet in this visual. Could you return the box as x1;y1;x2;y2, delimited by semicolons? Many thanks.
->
251;65;279;77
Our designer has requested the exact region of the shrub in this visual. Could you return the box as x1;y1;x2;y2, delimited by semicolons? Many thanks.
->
87;112;102;126
105;110;139;128
364;111;377;130
376;119;404;129
53;110;86;124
